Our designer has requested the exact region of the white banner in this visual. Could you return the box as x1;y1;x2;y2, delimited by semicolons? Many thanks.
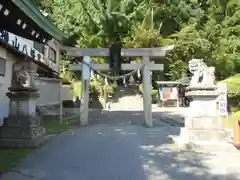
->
217;83;228;116
82;56;91;80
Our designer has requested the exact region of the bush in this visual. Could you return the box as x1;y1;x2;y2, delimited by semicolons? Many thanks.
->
152;89;159;104
90;78;101;100
152;89;158;96
220;74;240;110
62;100;75;108
220;74;240;98
138;84;143;94
72;81;82;99
222;111;240;129
111;81;118;92
138;84;158;96
103;84;114;95
102;84;114;102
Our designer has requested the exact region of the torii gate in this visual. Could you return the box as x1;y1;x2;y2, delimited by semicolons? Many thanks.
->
61;45;174;127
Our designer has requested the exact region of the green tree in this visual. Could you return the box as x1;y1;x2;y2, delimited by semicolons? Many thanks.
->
39;0;240;81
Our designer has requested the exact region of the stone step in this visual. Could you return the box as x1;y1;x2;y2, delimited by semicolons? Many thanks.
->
168;127;237;153
170;136;238;153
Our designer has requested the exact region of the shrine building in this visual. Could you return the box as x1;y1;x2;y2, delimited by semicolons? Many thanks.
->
0;0;71;125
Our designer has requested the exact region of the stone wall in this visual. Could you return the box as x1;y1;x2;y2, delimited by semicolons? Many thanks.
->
61;85;73;101
35;77;73;106
0;47;16;125
35;77;61;106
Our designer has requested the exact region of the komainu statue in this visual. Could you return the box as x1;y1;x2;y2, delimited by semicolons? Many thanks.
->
188;59;216;87
11;62;30;88
201;66;215;86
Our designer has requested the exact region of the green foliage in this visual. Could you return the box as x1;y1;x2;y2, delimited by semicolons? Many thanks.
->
137;84;158;96
165;0;240;80
220;74;240;109
72;81;82;98
60;56;77;83
38;0;239;82
138;84;143;94
103;84;114;95
90;77;101;100
123;25;162;48
103;84;114;101
0;148;32;172
220;75;240;98
152;89;158;96
222;110;240;129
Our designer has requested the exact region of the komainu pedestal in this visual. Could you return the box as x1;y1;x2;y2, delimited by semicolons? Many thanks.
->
182;86;225;141
170;59;232;151
0;61;45;148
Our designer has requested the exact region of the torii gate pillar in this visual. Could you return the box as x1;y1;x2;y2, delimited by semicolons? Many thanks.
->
142;56;153;127
64;45;175;127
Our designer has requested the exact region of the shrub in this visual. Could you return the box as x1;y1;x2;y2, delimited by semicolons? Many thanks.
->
138;84;158;94
220;74;240;98
102;84;114;102
89;78;101;100
152;89;158;96
103;84;114;95
151;89;159;103
72;81;82;99
62;100;75;108
222;111;240;129
138;84;143;94
220;74;240;109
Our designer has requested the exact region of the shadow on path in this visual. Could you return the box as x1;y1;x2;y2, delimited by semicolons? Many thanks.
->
1;124;240;180
88;109;184;127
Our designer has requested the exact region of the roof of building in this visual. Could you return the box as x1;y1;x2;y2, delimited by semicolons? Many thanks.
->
177;76;191;85
0;39;58;78
156;77;190;86
10;0;68;43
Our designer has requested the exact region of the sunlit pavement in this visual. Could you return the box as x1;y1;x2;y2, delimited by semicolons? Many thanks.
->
1;124;240;180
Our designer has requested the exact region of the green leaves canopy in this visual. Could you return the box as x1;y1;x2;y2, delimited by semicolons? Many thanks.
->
38;0;239;81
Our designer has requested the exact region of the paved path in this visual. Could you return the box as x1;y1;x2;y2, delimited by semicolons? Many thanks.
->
88;109;184;126
1;124;240;180
1;93;240;180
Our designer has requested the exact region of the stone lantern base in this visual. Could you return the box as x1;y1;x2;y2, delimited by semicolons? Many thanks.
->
0;88;46;148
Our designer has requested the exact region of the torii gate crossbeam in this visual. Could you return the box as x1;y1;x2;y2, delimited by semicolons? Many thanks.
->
61;45;175;128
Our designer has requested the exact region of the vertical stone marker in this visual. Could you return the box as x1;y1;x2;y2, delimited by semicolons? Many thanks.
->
170;59;230;150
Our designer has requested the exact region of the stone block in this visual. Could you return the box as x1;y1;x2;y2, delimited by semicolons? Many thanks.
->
0;125;45;148
185;89;217;97
186;129;226;141
185;117;223;130
0;88;46;148
0;134;45;148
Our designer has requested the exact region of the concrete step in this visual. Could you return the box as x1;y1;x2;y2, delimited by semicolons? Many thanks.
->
168;127;238;153
169;135;238;153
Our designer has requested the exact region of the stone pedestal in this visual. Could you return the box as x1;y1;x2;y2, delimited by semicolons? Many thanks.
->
0;87;46;147
170;86;231;151
184;86;224;140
